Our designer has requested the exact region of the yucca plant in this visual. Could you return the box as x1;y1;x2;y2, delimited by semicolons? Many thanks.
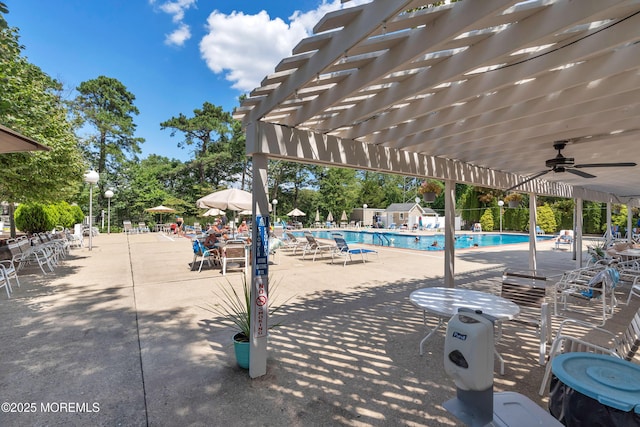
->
204;275;292;341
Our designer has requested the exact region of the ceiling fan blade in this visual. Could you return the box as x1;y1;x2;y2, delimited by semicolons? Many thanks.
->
505;170;549;192
566;168;596;178
574;162;637;168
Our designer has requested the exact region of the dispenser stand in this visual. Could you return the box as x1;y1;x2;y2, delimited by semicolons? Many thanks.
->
442;309;562;427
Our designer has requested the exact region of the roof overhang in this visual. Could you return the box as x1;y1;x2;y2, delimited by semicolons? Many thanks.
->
0;124;50;153
236;0;640;206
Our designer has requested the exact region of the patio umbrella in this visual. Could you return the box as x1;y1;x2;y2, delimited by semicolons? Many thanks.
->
327;211;334;222
196;188;252;211
287;208;306;217
340;210;348;222
202;208;225;217
0;124;50;153
145;205;176;224
315;209;320;223
197;189;253;235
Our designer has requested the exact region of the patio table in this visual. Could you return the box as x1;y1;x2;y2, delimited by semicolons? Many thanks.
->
410;287;520;374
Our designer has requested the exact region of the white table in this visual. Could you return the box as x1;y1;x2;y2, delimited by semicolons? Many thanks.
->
410;287;520;374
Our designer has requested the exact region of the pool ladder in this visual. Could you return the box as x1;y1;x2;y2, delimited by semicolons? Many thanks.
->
373;232;391;246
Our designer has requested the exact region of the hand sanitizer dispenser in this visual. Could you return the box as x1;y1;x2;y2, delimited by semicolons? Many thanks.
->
442;308;563;427
444;310;494;392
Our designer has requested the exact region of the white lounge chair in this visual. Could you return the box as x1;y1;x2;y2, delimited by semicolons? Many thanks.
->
539;308;640;395
302;232;335;261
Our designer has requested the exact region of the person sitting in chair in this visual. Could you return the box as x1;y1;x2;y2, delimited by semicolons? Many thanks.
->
203;233;219;249
237;220;249;233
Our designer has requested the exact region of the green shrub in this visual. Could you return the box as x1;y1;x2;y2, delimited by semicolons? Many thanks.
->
14;203;56;234
536;204;557;233
480;208;494;232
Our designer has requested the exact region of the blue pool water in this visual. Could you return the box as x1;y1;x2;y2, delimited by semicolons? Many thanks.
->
293;230;553;251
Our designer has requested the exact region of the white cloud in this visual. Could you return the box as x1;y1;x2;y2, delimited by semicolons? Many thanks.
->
165;23;191;47
157;0;196;22
199;0;372;92
151;0;197;46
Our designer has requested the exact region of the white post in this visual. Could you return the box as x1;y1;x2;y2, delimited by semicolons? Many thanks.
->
105;189;114;234
444;179;455;287
529;194;538;272
84;171;99;251
498;200;504;233
575;198;583;269
249;126;269;378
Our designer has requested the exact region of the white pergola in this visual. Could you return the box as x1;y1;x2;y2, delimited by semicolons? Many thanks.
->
234;0;640;377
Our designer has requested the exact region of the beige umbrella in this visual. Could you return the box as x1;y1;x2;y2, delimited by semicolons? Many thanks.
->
197;189;275;234
145;205;176;223
327;212;334;222
202;208;225;217
340;210;348;222
286;208;306;217
315;209;320;222
196;188;252;211
0;124;50;153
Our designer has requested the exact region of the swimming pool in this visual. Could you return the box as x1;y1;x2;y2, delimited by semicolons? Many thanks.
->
293;230;553;251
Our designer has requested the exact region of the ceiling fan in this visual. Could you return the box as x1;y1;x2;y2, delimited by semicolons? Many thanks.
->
506;140;637;191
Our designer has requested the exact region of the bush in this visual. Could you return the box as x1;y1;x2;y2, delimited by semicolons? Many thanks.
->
536;204;557;233
480;208;494;231
14;203;56;234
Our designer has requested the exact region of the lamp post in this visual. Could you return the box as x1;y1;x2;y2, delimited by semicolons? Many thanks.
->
84;170;99;250
104;189;114;234
498;200;504;233
363;204;368;227
272;199;278;223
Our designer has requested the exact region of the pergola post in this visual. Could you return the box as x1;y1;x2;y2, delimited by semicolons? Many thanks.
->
444;179;455;287
249;129;269;378
528;193;538;272
575;198;583;269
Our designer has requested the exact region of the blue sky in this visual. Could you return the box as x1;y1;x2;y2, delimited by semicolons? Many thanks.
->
7;0;369;161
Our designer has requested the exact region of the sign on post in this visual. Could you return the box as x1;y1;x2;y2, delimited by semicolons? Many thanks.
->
253;215;269;338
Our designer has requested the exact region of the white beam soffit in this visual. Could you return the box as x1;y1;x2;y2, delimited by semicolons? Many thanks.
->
235;0;640;206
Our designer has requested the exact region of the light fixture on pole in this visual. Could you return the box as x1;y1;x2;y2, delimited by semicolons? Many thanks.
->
84;170;99;250
272;199;278;223
104;189;114;234
363;204;368;227
497;200;504;233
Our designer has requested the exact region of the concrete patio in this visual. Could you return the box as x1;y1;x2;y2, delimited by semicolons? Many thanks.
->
1;231;638;426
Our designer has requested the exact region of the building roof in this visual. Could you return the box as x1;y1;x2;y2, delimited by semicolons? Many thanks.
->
385;203;437;216
235;0;640;206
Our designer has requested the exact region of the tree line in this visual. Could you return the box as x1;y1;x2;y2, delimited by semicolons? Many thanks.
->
0;3;632;236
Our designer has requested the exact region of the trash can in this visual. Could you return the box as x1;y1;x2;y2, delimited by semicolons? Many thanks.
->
549;352;640;426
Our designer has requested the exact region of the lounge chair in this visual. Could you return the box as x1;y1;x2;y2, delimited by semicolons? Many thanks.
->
123;220;135;234
302;231;335;261
554;230;573;249
283;232;307;255
539;307;640;395
331;236;378;266
0;264;13;298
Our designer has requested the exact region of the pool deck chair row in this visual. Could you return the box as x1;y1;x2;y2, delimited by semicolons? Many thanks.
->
331;236;378;266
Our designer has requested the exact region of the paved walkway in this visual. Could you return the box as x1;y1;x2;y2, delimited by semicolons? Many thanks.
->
1;231;637;426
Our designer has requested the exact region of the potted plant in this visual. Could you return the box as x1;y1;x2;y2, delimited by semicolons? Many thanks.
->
587;241;607;263
418;180;442;202
504;193;523;208
203;275;291;369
